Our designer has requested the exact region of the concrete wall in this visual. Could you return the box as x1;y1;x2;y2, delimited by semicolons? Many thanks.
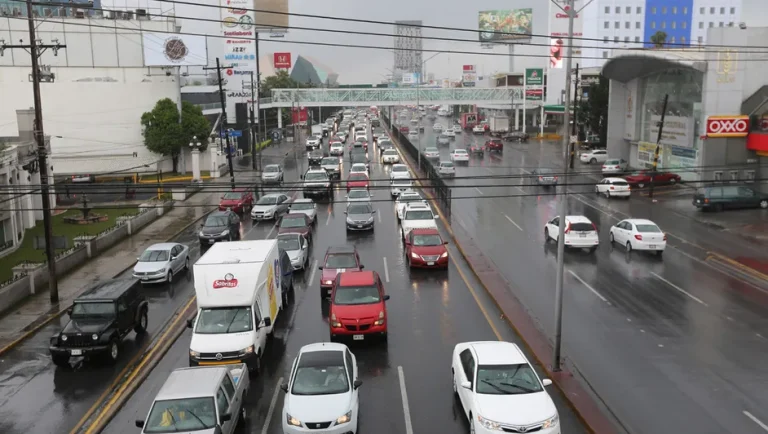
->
91;225;129;257
606;80;629;160
0;275;32;316
128;209;157;234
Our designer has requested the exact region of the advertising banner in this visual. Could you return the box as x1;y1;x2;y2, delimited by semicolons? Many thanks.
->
668;145;698;169
525;68;543;86
706;115;750;137
401;73;419;85
462;70;477;87
637;142;664;168
253;0;289;33
292;107;308;124
525;89;543;101
624;81;637;140
463;65;476;72
142;33;207;66
549;38;564;69
478;9;533;43
273;52;292;69
221;0;257;122
650;115;694;148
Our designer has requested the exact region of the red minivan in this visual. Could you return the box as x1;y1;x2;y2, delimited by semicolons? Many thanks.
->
329;271;390;342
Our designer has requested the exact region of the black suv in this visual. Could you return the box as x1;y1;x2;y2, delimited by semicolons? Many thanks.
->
198;210;241;245
49;279;148;366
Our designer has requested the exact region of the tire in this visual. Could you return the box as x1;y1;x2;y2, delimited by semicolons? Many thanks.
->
134;309;148;334
544;228;550;243
594;186;599;195
470;416;476;434
167;270;173;284
106;339;120;364
626;241;632;253
637;182;645;189
52;354;70;367
248;352;262;375
604;190;610;199
238;403;248;429
610;232;615;244
184;257;190;270
760;199;768;209
669;178;677;184
590;158;597;164
657;250;664;257
452;370;458;395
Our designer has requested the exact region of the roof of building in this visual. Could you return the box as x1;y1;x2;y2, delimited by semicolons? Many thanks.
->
602;50;708;83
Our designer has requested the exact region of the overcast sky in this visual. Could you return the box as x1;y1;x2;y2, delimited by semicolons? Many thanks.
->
106;0;768;84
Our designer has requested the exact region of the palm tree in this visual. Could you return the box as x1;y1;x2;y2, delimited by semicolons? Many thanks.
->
650;31;668;48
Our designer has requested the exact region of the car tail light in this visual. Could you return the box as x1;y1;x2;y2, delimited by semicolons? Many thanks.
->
610;186;615;190
704;198;710;204
663;234;667;241
591;223;598;232
553;176;558;180
539;176;544;181
564;223;571;234
634;234;643;241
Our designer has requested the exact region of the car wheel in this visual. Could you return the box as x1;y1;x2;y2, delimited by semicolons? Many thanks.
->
107;339;120;364
52;354;70;367
167;270;173;284
604;190;611;199
626;241;632;253
590;158;597;164
760;199;768;209
248;352;261;375
637;182;645;188
184;257;190;270
452;370;458;394
544;228;550;243
657;250;664;257
134;309;148;334
470;416;476;434
594;186;599;195
239;404;248;427
609;232;615;244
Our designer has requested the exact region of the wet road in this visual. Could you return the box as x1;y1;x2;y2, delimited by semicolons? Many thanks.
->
0;144;305;434
104;122;588;434
407;110;768;434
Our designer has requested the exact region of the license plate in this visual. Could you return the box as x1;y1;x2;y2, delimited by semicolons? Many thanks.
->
357;225;363;228
141;277;148;281
353;334;364;340
427;261;435;266
648;245;656;249
70;349;82;356
579;233;586;238
208;239;215;244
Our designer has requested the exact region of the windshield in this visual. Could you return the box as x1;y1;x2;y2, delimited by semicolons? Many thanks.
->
305;172;328;181
194;307;253;334
265;166;279;173
610;180;629;186
291;202;314;210
348;190;369;199
348;204;373;214
405;210;433;220
333;285;381;305
278;236;301;251
636;224;662;233
384;150;398;155
570;222;594;232
398;195;421;203
222;192;244;200
325;253;357;269
143;397;216;433
351;165;366;172
71;301;115;317
454;150;467;155
204;215;228;227
393;181;413;188
441;162;454;168
425;148;438;153
392;166;407;172
379;141;392;147
605;160;621;164
281;217;307;228
413;234;442;246
476;364;544;395
537;168;553;174
349;174;367;181
256;196;278;205
291;365;349;396
322;158;339;165
139;249;169;262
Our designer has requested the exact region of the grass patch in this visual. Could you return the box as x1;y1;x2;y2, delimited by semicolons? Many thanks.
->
0;207;139;283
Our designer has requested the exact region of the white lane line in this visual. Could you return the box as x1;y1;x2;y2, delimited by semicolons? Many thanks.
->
261;377;284;434
383;257;390;282
377;208;382;223
398;366;415;434
744;411;768;432
568;270;609;303
265;223;277;239
650;272;709;307
325;211;332;226
474;187;484;195
307;259;318;284
503;214;523;231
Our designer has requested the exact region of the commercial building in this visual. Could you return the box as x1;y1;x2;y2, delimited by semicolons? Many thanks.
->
0;0;101;17
602;26;768;191
393;20;423;82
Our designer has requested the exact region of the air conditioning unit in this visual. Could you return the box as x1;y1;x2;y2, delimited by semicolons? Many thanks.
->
121;11;133;20
135;8;148;20
74;10;85;18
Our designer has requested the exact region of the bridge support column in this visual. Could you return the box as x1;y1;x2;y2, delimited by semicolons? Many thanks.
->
277;107;283;129
514;108;519;131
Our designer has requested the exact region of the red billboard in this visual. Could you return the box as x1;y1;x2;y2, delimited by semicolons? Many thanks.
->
463;64;476;72
292;107;308;124
274;52;292;69
706;116;749;138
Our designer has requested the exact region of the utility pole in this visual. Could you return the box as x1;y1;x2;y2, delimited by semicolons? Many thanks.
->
552;0;592;373
204;58;236;190
254;31;262;171
649;94;669;200
569;63;580;169
247;73;257;170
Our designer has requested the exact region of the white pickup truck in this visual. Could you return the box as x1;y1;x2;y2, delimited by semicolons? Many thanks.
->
400;203;438;240
136;364;249;434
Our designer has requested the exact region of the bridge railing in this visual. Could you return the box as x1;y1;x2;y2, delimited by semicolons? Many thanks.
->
269;87;523;106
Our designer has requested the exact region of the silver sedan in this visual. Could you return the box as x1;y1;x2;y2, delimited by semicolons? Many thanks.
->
133;242;190;284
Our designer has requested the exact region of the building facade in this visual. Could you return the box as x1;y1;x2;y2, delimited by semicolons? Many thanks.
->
393;20;423;82
0;0;101;17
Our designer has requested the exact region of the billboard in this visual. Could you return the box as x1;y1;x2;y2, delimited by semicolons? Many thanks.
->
221;0;257;122
292;107;308;124
274;52;292;69
253;0;289;33
525;68;543;86
478;9;533;43
650;115;695;148
549;38;564;69
401;73;419;85
142;33;207;66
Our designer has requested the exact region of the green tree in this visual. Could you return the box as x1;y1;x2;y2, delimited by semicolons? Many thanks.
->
180;101;211;152
576;75;609;146
141;99;211;172
650;31;668;48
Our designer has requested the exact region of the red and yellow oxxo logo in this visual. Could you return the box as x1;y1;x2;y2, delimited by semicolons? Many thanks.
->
706;115;750;138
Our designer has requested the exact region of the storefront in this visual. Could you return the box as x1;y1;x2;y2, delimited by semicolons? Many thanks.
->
602;26;768;191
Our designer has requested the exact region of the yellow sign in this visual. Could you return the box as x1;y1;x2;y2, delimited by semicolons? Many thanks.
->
266;264;278;321
716;49;737;84
637;142;665;168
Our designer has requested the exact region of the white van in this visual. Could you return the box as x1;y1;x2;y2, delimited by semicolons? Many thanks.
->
188;240;286;375
391;179;414;197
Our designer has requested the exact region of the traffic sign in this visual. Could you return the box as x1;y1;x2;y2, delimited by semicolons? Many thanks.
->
570;135;578;143
220;130;243;138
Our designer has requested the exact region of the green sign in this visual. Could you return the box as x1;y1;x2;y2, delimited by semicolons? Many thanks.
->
525;68;543;86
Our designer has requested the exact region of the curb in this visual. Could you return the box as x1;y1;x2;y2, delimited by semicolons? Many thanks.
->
0;205;213;358
386;120;618;434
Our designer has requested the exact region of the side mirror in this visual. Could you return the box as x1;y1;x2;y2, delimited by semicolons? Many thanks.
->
170;255;177;260
343;211;347;215
219;413;232;423
318;266;323;270
66;307;73;316
353;379;363;389
461;381;472;390
444;241;449;245
404;240;411;246
136;257;140;261
135;420;145;428
300;175;304;179
542;378;553;387
263;317;271;327
434;215;439;220
383;295;391;301
186;318;194;328
359;265;364;269
371;211;376;215
280;383;289;393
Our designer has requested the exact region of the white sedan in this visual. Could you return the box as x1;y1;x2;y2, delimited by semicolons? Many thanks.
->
595;178;631;199
407;130;419;140
381;149;401;164
452;341;560;434
472;124;485;134
281;343;361;434
395;191;427;220
133;243;190;284
453;125;463;134
433;123;444;131
390;164;410;180
609;218;667;255
450;149;470;163
443;129;456;138
349;163;369;178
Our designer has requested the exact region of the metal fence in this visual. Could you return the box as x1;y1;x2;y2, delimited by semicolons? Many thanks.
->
381;113;451;218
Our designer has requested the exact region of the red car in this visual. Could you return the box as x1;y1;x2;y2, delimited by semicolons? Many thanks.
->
485;139;503;153
319;245;364;297
218;188;254;213
404;228;449;268
329;270;389;342
346;173;370;192
623;170;681;188
277;213;313;244
400;126;410;134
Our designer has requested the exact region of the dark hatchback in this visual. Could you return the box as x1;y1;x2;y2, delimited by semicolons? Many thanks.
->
198;210;241;245
693;185;768;212
278;213;314;244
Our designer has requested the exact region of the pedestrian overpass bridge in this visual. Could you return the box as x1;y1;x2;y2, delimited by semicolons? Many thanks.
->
258;87;524;108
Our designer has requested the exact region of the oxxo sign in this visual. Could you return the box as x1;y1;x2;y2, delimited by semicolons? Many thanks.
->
706;115;750;138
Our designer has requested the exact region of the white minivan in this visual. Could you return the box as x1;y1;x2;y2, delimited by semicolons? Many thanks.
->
188;240;287;374
391;179;414;197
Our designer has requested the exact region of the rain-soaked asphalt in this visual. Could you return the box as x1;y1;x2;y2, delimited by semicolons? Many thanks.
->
103;124;589;434
409;111;768;434
0;146;308;434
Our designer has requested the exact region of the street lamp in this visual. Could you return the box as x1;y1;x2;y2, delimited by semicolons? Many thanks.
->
189;135;203;183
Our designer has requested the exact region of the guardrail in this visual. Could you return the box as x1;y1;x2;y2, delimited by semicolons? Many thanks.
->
381;112;451;218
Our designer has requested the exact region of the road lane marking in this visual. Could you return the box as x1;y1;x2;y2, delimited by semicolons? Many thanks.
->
377;208;382;223
650;272;709;306
398;366;415;434
503;214;523;231
265;223;278;239
744;411;768;432
308;259;318;284
568;270;609;303
261;377;285;434
383;257;390;282
475;187;484;195
325;211;332;226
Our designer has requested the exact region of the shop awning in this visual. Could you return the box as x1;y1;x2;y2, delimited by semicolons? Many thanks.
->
602;54;704;83
747;132;768;154
543;105;573;114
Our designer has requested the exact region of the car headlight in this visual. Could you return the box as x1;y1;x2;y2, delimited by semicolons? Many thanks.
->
61;334;68;341
335;411;352;425
477;414;502;431
542;414;559;428
324;280;333;285
411;252;419;259
374;310;385;326
198;231;205;237
240;345;255;355
189;349;200;358
286;413;302;427
92;333;99;340
440;251;448;258
346;218;354;224
366;217;374;223
220;229;230;236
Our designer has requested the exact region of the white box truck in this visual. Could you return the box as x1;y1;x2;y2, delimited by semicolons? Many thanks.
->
188;240;286;375
489;116;510;136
